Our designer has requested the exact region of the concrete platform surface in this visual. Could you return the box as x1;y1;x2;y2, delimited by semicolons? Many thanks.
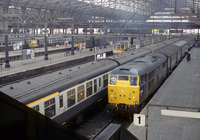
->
128;47;200;140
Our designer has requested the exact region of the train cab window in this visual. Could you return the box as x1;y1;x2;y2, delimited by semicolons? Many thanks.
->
67;89;75;108
114;44;120;50
32;105;40;112
44;98;55;118
86;81;93;97
77;85;85;102
130;76;138;86
94;79;97;93
59;95;63;108
110;75;117;85
118;76;128;81
103;74;108;88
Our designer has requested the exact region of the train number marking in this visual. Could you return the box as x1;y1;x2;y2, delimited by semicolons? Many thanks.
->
134;114;146;126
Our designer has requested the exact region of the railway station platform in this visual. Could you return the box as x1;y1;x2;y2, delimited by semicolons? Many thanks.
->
128;47;200;140
0;45;113;85
0;45;72;62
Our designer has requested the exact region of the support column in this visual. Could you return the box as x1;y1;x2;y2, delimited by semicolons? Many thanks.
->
44;12;48;60
71;23;75;55
17;23;20;38
104;31;107;49
4;5;10;68
90;24;93;51
36;27;39;35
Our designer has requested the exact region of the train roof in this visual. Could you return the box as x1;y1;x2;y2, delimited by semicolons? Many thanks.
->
110;53;167;76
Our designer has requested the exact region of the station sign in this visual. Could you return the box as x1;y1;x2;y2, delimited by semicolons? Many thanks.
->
96;53;106;60
134;114;146;126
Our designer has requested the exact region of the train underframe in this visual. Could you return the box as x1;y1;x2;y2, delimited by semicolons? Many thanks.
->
110;103;141;119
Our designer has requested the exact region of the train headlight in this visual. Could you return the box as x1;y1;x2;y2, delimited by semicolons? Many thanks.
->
110;76;117;85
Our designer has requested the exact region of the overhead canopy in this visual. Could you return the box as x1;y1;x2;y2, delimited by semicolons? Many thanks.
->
0;0;199;31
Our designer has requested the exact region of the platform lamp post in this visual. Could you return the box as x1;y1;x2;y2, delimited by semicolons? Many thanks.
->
5;33;10;68
71;23;75;55
104;29;109;48
4;5;10;68
90;23;93;51
44;12;48;60
44;33;48;60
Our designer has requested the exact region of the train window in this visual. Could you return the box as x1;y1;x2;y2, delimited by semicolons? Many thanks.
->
148;71;154;80
118;76;128;81
162;62;166;68
86;81;93;97
152;71;154;77
32;105;39;112
103;74;108;88
110;75;117;85
44;98;55;118
59;95;63;108
99;78;101;88
114;44;120;50
139;75;145;85
130;76;138;86
67;89;75;108
77;85;85;102
94;79;97;93
148;79;155;90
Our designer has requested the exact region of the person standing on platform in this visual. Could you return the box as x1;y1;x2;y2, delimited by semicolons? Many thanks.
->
187;51;191;61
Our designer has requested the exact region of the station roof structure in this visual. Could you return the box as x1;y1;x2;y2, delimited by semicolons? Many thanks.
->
0;0;200;33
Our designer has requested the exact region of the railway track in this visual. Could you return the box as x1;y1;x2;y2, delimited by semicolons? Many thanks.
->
73;103;133;140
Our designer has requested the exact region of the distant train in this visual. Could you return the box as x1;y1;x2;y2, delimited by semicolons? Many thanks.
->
26;36;66;48
0;36;67;51
113;35;166;54
0;36;110;52
108;36;195;112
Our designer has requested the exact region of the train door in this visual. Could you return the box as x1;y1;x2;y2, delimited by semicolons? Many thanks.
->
98;77;102;91
168;56;172;73
139;74;146;104
58;93;66;114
